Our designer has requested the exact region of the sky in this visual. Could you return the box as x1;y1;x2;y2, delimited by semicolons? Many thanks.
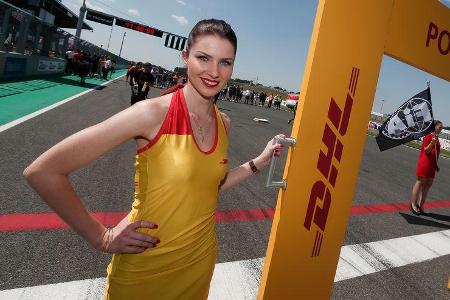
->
61;0;449;124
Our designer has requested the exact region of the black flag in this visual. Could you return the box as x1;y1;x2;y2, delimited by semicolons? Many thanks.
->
376;87;434;151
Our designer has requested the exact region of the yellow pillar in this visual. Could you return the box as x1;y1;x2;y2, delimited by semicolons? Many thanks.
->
258;0;394;298
258;0;449;298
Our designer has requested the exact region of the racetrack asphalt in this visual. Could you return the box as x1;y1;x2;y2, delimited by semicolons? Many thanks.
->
0;77;448;299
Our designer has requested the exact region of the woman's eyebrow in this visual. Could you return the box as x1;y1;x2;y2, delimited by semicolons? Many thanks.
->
195;51;212;57
195;51;234;60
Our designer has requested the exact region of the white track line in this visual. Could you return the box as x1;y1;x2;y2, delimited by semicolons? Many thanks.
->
335;229;450;281
1;230;449;300
211;229;450;299
0;278;105;300
0;75;125;133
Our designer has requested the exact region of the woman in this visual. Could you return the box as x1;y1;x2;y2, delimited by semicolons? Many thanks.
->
410;120;443;215
24;19;284;299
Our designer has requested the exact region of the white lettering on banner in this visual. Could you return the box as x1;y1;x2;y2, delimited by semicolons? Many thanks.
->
413;102;432;123
386;114;407;136
37;60;65;72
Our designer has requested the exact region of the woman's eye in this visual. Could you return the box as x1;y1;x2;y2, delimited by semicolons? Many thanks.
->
197;56;208;61
220;61;232;66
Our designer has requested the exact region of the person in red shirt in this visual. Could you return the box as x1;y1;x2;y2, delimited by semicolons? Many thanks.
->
72;49;81;75
410;120;443;215
126;63;136;84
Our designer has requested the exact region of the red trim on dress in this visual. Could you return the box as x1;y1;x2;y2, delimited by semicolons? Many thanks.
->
179;89;218;155
160;83;186;96
166;89;190;135
136;89;218;154
218;110;229;135
136;93;178;154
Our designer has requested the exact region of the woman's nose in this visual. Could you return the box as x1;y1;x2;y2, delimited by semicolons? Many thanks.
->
208;63;219;78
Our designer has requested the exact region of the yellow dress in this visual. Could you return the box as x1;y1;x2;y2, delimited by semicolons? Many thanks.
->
104;88;229;299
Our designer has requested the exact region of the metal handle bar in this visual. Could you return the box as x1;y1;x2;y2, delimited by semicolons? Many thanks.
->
266;137;297;189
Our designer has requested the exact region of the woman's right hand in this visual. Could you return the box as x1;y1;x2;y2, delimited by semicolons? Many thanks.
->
431;134;438;145
98;217;160;254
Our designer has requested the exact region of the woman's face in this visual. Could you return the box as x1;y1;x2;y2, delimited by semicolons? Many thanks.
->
183;34;235;99
435;122;443;134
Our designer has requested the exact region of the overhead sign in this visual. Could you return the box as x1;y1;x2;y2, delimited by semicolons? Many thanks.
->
115;18;164;38
85;9;114;26
164;34;187;51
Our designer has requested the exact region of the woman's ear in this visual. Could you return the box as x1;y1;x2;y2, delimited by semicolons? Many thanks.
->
181;50;189;66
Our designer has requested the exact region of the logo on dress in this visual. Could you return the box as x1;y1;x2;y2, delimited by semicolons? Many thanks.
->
219;158;228;164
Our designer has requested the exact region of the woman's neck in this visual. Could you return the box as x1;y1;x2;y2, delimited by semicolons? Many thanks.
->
183;84;214;118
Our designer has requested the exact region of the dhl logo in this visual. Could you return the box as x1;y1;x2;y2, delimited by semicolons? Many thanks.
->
303;67;359;257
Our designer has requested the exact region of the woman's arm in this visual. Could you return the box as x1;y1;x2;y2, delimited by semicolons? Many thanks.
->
219;136;284;192
217;113;284;192
24;100;164;253
424;134;436;154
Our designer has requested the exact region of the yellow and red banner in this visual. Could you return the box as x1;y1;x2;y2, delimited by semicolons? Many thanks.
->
258;1;394;298
385;0;450;81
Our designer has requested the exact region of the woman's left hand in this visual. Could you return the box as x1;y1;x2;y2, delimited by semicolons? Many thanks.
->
254;134;286;169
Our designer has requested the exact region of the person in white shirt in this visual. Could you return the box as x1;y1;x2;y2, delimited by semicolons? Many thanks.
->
103;57;111;79
65;49;74;74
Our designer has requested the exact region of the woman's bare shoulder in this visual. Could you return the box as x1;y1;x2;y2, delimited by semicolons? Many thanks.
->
132;94;172;123
129;94;173;139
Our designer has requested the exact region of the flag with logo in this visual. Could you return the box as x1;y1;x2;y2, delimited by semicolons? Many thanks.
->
376;87;434;151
